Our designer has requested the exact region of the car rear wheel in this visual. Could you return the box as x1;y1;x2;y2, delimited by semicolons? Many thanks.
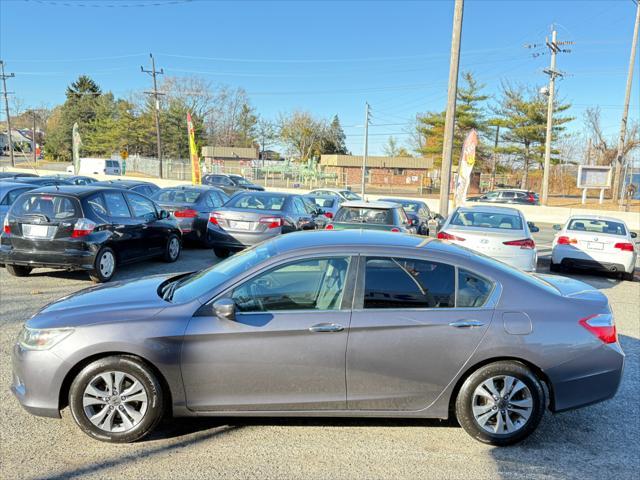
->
6;264;32;277
163;234;181;263
455;361;545;446
213;247;230;258
89;247;116;283
68;355;164;443
549;261;561;273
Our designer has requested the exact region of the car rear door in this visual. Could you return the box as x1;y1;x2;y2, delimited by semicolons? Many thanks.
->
347;255;495;411
181;255;355;411
125;192;165;256
102;191;140;261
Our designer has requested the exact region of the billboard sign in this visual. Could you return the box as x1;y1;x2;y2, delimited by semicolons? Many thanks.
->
577;165;611;189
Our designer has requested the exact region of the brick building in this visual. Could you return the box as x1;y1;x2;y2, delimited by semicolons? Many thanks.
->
320;154;435;187
201;146;259;169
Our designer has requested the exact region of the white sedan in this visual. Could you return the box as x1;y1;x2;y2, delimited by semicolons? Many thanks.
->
551;215;637;281
437;205;538;272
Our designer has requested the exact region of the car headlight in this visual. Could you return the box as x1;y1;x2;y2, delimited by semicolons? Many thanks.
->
18;327;74;350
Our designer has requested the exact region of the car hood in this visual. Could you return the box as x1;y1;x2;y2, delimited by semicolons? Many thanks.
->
27;273;177;329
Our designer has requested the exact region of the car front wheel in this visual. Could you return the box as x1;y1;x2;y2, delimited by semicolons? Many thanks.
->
163;234;181;263
68;355;164;443
455;361;545;446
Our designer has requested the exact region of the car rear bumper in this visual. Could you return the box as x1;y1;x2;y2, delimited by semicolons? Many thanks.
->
546;342;624;413
0;245;96;270
209;228;279;248
552;246;635;273
11;342;68;419
493;251;537;272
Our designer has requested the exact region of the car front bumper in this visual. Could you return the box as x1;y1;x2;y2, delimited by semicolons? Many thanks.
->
11;342;69;418
0;245;96;270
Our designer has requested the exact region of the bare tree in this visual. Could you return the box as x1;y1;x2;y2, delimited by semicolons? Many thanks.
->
278;111;327;161
584;107;640;166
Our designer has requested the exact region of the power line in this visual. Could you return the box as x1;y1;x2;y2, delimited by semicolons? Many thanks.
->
26;0;193;7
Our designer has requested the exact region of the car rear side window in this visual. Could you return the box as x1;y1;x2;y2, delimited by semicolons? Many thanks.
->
86;194;108;217
364;257;455;309
104;192;131;218
12;194;80;220
457;269;493;307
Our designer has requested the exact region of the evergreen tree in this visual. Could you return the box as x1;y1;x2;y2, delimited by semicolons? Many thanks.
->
322;115;349;154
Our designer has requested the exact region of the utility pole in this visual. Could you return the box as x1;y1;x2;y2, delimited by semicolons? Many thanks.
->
32;111;37;166
615;0;640;205
491;124;500;190
1;61;16;167
141;54;164;178
439;0;464;217
360;102;370;197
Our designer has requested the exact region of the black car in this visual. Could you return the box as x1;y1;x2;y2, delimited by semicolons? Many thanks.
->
0;186;182;282
0;172;39;180
379;198;433;235
208;191;322;257
92;179;160;197
152;185;230;246
10;176;74;187
467;189;539;206
202;173;265;196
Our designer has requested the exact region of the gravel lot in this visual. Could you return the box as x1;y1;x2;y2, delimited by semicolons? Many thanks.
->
1;230;639;480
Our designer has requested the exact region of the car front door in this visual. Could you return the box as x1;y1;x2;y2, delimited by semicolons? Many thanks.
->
101;191;140;261
181;255;354;412
347;256;495;411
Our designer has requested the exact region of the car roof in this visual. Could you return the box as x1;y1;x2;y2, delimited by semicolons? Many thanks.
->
495;188;534;192
0;182;37;194
341;200;398;209
233;190;293;197
93;179;155;187
304;194;337;200
458;204;522;215
159;184;224;192
378;197;425;205
311;188;351;193
23;185;132;197
566;214;628;224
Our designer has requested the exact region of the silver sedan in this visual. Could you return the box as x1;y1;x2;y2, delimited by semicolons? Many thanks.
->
11;230;623;446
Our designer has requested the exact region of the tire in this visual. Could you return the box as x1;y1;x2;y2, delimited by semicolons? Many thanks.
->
68;355;164;443
89;247;116;283
163;234;181;263
6;264;32;277
214;247;230;258
549;261;560;273
455;361;545;446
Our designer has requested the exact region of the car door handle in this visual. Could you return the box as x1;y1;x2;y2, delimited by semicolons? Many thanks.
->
449;320;485;328
309;323;344;333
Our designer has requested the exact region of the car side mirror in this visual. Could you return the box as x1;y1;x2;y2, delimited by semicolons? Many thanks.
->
552;224;562;231
159;209;170;220
631;232;638;239
212;298;236;322
432;213;444;221
527;222;540;233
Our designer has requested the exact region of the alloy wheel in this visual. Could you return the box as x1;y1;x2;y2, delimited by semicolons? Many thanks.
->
471;375;533;434
82;371;148;433
168;237;180;260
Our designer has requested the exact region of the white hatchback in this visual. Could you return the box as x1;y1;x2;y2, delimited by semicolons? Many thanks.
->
551;215;637;281
437;205;538;272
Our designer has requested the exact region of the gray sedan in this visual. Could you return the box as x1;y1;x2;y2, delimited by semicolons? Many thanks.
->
11;230;623;445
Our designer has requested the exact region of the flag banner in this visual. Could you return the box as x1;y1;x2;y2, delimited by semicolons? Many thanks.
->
187;112;201;185
453;129;479;208
72;122;82;175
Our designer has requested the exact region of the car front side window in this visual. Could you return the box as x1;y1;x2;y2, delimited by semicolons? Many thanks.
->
126;193;157;221
231;257;351;312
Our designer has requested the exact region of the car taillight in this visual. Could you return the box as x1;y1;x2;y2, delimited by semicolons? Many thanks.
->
528;193;536;203
208;212;222;224
259;216;282;229
71;218;96;238
579;313;617;344
614;242;634;252
174;209;198;218
557;236;577;245
503;238;536;249
437;231;465;241
323;212;333;219
390;227;400;232
325;224;334;230
2;217;10;235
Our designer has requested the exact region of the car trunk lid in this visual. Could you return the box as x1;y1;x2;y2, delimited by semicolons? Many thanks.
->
212;208;282;233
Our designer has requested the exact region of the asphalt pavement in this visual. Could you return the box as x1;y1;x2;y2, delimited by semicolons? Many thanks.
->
0;228;639;480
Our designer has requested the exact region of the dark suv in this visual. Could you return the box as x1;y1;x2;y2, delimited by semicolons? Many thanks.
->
0;186;182;282
467;189;539;205
202;173;265;196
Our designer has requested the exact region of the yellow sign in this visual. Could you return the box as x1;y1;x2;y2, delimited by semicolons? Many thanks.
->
120;150;129;160
187;112;201;185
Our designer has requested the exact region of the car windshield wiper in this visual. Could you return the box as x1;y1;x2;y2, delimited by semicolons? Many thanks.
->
161;272;196;302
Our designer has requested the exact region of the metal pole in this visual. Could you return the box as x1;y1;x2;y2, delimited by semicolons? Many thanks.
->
541;29;558;205
438;0;464;217
360;102;370;197
615;1;640;204
32;112;37;165
141;54;164;178
1;61;15;168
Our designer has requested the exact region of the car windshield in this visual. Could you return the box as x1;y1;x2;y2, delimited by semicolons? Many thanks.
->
335;206;393;225
567;218;627;236
341;191;361;201
228;193;286;210
450;211;523;230
168;242;276;303
153;189;201;203
232;176;252;186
